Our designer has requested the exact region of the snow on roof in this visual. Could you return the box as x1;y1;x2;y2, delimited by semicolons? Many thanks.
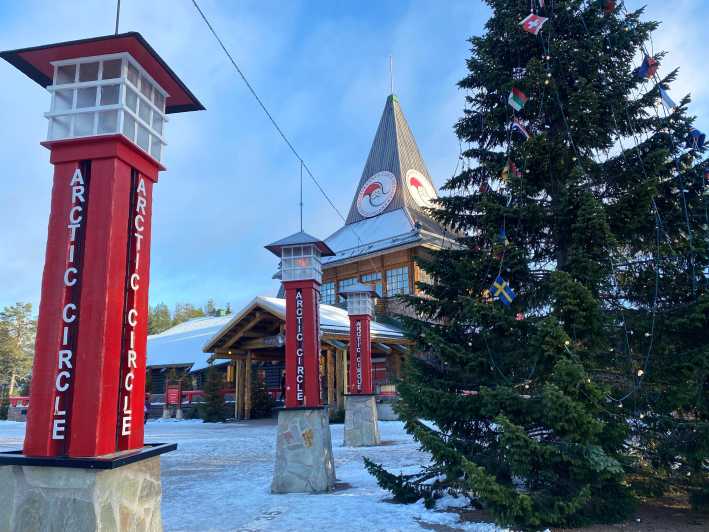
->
147;315;232;372
202;296;405;354
323;208;420;265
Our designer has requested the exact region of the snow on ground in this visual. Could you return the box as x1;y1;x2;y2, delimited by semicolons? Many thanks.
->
0;419;504;532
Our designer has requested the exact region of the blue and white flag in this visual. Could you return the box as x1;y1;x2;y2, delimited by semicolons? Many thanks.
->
659;86;677;110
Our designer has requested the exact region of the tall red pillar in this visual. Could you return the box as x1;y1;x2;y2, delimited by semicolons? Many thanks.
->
1;33;203;458
266;231;335;409
348;315;373;394
283;280;322;408
340;282;378;396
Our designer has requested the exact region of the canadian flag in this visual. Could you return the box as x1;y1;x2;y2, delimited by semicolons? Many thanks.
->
520;13;548;35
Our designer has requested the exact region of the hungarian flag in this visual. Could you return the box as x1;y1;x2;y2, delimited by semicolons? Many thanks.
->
520;13;548;35
508;87;528;111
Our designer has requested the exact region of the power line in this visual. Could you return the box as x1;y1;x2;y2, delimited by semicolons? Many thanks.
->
190;0;349;226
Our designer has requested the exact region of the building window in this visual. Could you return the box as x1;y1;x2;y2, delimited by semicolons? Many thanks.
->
361;271;383;297
386;266;410;296
338;277;357;302
320;281;335;305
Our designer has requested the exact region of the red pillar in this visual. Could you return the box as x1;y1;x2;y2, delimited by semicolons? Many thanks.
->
23;136;160;457
283;280;322;408
348;315;373;394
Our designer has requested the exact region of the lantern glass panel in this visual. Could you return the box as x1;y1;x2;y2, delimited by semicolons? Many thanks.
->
47;54;168;161
280;244;322;283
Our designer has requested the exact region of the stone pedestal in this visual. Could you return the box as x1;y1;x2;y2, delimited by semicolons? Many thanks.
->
344;394;381;447
271;407;335;493
162;405;171;419
0;456;163;532
175;407;183;420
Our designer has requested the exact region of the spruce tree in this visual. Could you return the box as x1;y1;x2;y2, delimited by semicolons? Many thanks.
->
366;0;708;528
201;365;227;422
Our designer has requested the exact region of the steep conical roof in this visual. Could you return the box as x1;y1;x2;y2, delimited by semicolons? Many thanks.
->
345;94;439;225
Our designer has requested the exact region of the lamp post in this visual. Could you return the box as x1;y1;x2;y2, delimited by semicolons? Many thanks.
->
265;231;336;492
340;283;381;446
0;33;202;531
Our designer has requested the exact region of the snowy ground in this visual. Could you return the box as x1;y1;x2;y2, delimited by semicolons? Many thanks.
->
0;419;503;532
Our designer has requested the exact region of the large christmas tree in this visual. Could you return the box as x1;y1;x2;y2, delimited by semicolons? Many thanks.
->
366;0;708;528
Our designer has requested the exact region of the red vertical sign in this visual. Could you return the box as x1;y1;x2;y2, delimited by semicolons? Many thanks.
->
116;171;153;450
348;315;373;394
284;281;322;408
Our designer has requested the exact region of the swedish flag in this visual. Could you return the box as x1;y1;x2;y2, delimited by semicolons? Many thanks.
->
491;275;516;306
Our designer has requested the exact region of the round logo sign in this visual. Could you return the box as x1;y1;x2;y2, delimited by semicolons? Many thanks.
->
356;171;397;218
406;169;437;208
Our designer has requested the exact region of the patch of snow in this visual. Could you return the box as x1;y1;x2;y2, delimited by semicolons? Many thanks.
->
0;420;504;531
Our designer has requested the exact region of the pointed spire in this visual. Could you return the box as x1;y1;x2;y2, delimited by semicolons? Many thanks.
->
345;95;438;225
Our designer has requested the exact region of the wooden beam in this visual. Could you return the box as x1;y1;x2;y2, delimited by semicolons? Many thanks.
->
326;349;335;419
233;361;239;420
244;351;253;420
336;348;346;411
223;312;262;349
235;360;245;420
241;334;285;350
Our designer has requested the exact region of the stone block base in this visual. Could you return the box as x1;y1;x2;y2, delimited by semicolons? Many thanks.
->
344;394;381;447
271;407;335;493
0;456;163;532
376;400;399;421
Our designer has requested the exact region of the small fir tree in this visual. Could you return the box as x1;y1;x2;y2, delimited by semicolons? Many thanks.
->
201;365;227;422
366;0;708;528
249;369;276;419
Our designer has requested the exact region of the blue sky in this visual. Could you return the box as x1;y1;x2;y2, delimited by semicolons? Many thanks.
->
1;0;707;314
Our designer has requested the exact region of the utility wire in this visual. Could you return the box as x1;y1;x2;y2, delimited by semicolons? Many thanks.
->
190;0;348;226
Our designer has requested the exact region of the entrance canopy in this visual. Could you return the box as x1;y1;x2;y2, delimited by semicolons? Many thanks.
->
203;296;410;361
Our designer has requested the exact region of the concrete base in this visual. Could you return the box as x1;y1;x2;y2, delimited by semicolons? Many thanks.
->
0;456;163;532
271;407;335;493
175;407;184;420
376;400;399;421
161;405;170;419
344;394;381;447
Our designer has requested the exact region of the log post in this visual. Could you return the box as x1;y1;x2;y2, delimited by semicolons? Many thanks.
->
233;361;239;420
236;359;245;420
244;351;253;420
326;349;335;419
336;349;346;412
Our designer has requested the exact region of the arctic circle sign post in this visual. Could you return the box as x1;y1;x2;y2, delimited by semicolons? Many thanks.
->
266;231;336;493
340;282;381;447
0;33;202;531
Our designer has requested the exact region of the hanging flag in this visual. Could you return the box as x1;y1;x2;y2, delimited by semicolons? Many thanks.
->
598;0;616;14
515;312;525;321
490;275;516;306
520;13;548;35
498;227;510;246
511;118;531;140
508;87;529;111
659;86;677;110
538;0;545;9
686;127;706;149
634;55;659;79
704;166;709;184
501;159;522;182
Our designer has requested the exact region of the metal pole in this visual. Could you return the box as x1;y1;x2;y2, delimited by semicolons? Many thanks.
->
115;0;121;35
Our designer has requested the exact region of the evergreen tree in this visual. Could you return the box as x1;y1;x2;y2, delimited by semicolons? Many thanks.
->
172;302;205;326
366;1;708;528
148;302;172;334
200;365;227;422
249;368;276;419
0;303;36;399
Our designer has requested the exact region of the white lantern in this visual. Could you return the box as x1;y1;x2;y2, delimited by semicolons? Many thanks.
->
340;282;377;317
266;231;335;284
46;53;167;161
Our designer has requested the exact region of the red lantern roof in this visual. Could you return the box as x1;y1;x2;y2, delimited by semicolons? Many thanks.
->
0;32;204;114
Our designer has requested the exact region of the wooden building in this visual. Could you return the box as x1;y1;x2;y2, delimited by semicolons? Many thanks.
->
319;94;451;314
147;94;450;420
